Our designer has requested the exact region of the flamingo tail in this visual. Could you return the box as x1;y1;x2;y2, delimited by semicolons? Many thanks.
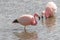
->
13;19;19;23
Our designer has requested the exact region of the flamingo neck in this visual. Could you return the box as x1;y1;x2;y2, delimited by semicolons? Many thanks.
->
34;13;39;19
45;8;51;18
34;14;37;22
45;11;50;18
31;18;37;25
32;14;38;25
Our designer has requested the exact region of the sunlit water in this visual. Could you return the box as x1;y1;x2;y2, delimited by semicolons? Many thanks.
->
0;0;60;40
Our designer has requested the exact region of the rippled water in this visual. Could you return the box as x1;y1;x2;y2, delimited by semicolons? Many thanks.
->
0;0;60;40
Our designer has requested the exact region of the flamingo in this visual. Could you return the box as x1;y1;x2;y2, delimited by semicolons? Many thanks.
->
13;13;40;32
42;2;57;18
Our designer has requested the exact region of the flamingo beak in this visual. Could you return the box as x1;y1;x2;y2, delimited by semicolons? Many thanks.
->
34;13;40;20
38;16;40;20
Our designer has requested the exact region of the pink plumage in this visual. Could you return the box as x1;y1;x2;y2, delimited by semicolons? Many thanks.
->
13;13;40;32
42;2;57;18
17;15;37;26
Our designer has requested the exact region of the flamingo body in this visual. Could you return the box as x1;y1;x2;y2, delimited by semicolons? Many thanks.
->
42;2;57;18
13;13;40;32
17;15;37;26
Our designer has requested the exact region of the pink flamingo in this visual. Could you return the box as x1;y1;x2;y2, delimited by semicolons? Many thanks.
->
13;13;40;32
42;2;57;18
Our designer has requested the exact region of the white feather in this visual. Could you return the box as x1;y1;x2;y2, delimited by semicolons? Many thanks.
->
46;2;57;13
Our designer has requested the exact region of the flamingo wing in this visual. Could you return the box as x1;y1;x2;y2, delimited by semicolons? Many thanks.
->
17;15;34;26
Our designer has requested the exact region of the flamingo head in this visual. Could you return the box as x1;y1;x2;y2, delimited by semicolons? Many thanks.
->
34;13;40;20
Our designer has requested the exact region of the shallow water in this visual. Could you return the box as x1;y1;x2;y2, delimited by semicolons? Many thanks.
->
0;0;60;40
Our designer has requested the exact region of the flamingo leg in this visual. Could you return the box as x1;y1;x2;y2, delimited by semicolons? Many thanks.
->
24;26;27;32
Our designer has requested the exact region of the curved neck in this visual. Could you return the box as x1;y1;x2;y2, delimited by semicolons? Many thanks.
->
31;18;37;25
31;13;39;25
34;13;39;18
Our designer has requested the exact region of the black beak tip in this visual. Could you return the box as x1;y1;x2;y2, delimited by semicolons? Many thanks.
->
39;17;40;20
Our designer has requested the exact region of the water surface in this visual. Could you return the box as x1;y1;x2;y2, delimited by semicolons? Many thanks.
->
0;0;60;40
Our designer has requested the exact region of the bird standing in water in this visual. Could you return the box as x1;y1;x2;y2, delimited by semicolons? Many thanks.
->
42;2;57;18
13;13;40;32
